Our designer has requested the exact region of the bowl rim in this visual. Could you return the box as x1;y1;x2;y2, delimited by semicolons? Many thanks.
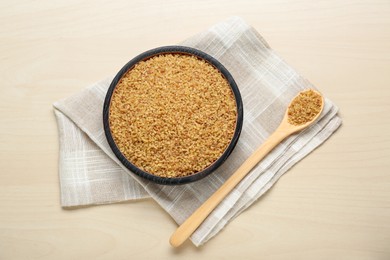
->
103;45;243;185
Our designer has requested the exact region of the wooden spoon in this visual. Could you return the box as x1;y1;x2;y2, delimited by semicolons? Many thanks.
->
169;89;324;247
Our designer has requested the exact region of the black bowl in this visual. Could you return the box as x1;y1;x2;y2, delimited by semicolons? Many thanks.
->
103;46;243;185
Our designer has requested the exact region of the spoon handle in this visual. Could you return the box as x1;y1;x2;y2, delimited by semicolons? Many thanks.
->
169;126;290;247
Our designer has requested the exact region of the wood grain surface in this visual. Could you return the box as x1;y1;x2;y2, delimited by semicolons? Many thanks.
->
1;0;389;259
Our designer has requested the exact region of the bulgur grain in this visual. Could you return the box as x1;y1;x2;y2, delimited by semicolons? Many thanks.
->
109;54;237;178
287;89;322;126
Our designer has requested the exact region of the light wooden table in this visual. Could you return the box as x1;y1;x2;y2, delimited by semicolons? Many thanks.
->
1;0;389;259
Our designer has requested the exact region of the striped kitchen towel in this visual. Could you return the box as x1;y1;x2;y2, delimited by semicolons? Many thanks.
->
53;16;342;246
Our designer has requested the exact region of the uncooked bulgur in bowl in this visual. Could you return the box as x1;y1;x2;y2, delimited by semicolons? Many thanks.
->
103;46;243;185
